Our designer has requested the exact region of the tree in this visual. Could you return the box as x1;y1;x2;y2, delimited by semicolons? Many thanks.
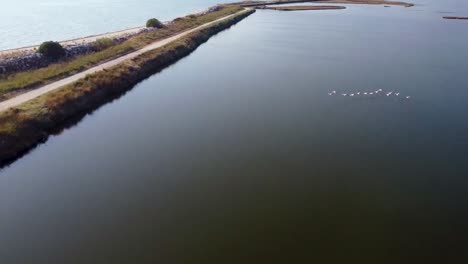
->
146;18;164;29
37;41;65;60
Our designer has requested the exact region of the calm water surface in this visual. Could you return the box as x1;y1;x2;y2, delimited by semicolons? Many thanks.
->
1;0;468;262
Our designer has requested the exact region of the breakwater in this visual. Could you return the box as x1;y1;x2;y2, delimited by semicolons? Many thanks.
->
0;29;157;75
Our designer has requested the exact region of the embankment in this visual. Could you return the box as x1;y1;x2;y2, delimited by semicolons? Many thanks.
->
0;9;255;167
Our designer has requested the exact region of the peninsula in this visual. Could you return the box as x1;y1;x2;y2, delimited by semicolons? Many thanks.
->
258;5;346;11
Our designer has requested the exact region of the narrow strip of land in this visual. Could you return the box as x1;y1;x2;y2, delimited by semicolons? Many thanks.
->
260;5;346;11
239;0;413;8
313;0;413;7
0;9;250;113
443;16;468;20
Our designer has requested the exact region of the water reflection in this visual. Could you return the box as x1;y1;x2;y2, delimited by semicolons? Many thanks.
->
2;2;468;262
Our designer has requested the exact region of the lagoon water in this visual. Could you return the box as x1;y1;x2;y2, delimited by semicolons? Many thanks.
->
2;0;468;262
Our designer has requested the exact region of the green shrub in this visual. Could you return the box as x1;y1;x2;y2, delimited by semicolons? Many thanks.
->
92;38;116;51
146;18;164;28
37;41;65;60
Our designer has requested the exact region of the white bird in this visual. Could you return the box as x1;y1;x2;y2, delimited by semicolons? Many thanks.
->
357;92;361;95
364;92;368;95
342;93;347;96
328;93;333;96
406;96;411;99
350;94;354;97
395;93;400;96
378;89;383;92
370;92;374;95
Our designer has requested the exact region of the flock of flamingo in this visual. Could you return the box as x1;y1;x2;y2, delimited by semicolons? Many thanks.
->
328;89;411;99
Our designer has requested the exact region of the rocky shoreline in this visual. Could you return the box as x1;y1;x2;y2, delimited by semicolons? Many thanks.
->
0;28;155;75
0;6;225;75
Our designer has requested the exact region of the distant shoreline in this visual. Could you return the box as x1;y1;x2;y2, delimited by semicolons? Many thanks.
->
238;0;413;8
443;16;468;20
259;5;346;11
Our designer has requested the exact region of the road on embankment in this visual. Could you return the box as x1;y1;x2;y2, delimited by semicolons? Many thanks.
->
0;8;251;113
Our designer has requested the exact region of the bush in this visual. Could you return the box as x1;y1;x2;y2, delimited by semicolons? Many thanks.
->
92;38;116;51
146;18;164;28
37;41;65;60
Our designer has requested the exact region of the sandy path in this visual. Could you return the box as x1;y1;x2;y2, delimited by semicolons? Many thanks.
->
0;9;250;113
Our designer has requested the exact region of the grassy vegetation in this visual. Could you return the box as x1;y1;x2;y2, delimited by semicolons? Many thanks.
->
0;8;254;165
146;18;164;28
0;5;243;100
91;38;117;51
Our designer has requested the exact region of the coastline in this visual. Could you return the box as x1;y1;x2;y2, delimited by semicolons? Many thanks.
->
0;8;255;167
0;26;147;59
